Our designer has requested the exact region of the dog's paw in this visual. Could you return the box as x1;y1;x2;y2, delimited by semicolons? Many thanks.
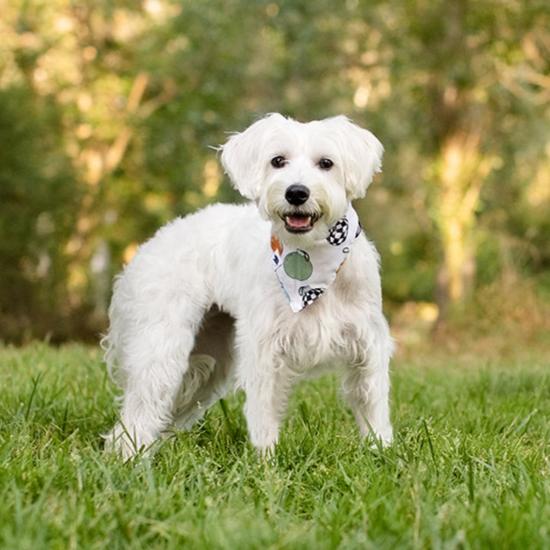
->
255;442;277;461
364;427;393;450
102;423;148;461
248;422;279;460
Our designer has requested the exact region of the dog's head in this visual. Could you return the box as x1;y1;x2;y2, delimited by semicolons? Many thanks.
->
221;113;383;241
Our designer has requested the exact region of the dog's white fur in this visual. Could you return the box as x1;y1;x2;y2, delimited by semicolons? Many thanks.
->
103;113;393;459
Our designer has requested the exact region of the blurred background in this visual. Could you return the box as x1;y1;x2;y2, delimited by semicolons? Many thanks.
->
1;0;549;351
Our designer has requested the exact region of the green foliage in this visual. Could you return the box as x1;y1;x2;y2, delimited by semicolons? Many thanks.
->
0;344;548;548
0;86;77;339
0;0;548;340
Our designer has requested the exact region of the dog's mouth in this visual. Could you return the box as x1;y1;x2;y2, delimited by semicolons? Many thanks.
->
281;212;320;233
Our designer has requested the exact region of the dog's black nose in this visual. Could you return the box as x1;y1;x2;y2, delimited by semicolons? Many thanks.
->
285;184;310;206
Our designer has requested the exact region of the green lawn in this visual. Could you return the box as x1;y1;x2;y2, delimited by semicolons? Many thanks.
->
0;344;548;549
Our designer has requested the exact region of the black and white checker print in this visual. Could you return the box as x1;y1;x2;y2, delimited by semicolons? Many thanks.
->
299;286;324;307
327;217;349;246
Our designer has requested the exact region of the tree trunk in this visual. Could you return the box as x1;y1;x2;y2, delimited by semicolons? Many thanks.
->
434;130;494;321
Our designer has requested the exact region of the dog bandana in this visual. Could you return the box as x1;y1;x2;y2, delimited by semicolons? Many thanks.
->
271;204;361;312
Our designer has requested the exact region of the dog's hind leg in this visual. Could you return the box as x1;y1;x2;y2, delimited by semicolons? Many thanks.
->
104;298;207;460
170;355;231;431
170;308;235;431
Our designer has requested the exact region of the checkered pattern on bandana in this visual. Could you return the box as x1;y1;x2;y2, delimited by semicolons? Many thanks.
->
299;286;324;307
327;218;349;246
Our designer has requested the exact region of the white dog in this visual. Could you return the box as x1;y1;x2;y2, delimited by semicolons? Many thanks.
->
103;113;393;459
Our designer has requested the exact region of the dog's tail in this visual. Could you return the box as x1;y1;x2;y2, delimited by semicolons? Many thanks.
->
100;330;118;383
100;273;126;386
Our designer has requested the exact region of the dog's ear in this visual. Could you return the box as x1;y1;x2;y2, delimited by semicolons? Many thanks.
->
326;116;384;200
220;114;286;200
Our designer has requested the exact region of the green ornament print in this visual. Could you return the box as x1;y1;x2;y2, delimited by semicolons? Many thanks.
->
283;250;313;281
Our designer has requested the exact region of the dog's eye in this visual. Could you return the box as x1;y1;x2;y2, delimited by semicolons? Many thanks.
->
318;158;334;170
271;155;287;169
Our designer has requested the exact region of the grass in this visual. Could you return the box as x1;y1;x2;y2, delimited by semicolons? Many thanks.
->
0;343;548;549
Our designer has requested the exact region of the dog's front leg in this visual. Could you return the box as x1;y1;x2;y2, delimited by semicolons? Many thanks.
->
241;349;290;456
342;313;394;447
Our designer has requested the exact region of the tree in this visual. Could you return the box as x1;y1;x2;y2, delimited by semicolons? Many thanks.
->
368;0;549;316
0;0;548;340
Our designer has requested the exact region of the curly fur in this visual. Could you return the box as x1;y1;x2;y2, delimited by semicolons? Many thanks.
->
103;114;393;459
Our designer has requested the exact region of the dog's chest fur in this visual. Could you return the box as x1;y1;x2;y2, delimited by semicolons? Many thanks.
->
265;263;371;373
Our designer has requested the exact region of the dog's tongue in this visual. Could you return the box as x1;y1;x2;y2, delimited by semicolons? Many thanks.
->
286;215;311;229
